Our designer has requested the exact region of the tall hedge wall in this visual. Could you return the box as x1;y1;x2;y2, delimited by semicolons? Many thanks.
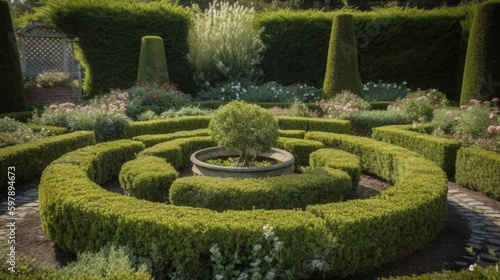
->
44;0;193;97
256;7;471;100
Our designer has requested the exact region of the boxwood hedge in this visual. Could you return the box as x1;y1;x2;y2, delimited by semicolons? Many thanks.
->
39;127;447;277
310;148;361;188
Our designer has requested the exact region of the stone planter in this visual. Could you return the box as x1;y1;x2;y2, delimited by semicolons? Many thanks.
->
190;146;295;178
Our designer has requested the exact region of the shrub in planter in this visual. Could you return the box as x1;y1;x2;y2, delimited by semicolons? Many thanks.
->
322;13;363;99
209;100;279;166
136;36;169;83
119;156;178;202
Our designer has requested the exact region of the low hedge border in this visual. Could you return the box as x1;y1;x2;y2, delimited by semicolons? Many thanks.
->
170;167;352;211
39;128;447;277
27;124;68;135
455;147;500;200
132;129;210;148
372;124;461;178
277;129;305;139
278;116;350;134
0;131;95;191
310;148;361;189
277;137;324;166
119;156;178;202
123;116;212;139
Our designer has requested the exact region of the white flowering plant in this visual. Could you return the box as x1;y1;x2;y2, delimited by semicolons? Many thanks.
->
362;80;412;102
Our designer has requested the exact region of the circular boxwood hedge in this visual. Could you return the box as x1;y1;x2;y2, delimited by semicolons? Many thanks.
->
39;128;447;278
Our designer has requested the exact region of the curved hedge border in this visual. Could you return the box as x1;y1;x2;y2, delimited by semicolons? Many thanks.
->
170;167;352;211
124;116;350;139
0;131;95;191
132;129;210;148
119;155;178;202
455;147;500;200
39;128;447;277
372;124;461;178
310;148;361;188
277;137;324;166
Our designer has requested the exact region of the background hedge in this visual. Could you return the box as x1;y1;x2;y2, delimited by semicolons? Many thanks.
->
44;0;193;97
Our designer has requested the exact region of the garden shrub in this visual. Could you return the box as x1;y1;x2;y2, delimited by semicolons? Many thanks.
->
349;110;410;137
372;124;461;178
123;116;211;138
0;131;95;191
24;71;78;89
323;13;363;99
387;89;449;122
44;0;193;97
277;129;306;139
455;147;500;200
132;128;209;148
156;105;212;119
318;90;371;119
460;1;500;105
26;124;67;135
119;156;178;202
170;167;351;211
278;116;350;134
187;1;264;87
136;36;169;83
310;148;361;189
0;0;26;113
277;137;324;166
137;136;215;169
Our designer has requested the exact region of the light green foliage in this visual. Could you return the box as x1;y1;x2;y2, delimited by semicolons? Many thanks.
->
196;81;321;103
56;243;152;279
460;1;500;104
278;116;351;134
318;90;371;119
157;105;212;119
124;82;191;120
188;1;264;87
363;81;412;102
0;131;95;191
209;101;279;166
31;90;129;142
170;167;351;211
322;13;363;99
387;89;448;122
123;115;211;138
137;36;169;83
133;128;210;147
24;71;78;89
277;137;324;166
0;117;45;147
119;156;178;202
310;148;361;188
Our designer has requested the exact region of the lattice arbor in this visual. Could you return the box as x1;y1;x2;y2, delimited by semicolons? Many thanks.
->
18;20;81;87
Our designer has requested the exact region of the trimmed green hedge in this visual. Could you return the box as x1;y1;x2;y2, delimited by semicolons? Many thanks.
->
132;128;209;148
278;116;350;134
277;129;305;139
123;116;211;139
170;167;351;211
455;147;500;200
27;124;67;135
137;136;215;169
0;131;95;191
372;124;461;178
39;126;447;277
119;156;178;202
277;137;324;166
349;110;411;137
310;148;361;189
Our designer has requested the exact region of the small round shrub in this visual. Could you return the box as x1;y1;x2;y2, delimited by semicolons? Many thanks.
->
209;100;279;166
119;155;178;202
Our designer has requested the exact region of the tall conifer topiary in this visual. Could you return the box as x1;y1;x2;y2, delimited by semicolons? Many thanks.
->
0;0;26;113
137;36;169;83
322;13;363;100
460;2;500;105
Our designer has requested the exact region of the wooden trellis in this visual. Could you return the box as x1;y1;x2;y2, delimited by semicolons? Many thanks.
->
18;20;81;86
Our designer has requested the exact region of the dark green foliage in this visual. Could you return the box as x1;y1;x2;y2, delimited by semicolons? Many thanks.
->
382;269;480;279
323;13;363;99
132;128;209;147
170;167;351;211
310;148;361;189
256;8;470;100
123;116;211;138
0;111;35;122
278;116;351;134
372;124;461;178
119;156;178;202
277;137;324;166
0;131;95;191
44;0;193;97
455;147;500;200
460;2;500;104
350;110;411;137
136;36;169;83
0;0;26;113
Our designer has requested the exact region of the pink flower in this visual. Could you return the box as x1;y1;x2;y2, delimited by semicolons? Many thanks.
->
446;111;452;116
497;126;500;131
492;98;499;103
412;121;418;129
455;117;460;121
460;105;467;110
490;112;496;119
487;125;496;134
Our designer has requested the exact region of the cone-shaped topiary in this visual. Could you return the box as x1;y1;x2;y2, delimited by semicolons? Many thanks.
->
322;13;363;100
0;0;26;113
460;2;500;105
137;35;169;83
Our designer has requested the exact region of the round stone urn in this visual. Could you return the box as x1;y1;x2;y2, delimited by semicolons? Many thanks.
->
190;146;295;178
